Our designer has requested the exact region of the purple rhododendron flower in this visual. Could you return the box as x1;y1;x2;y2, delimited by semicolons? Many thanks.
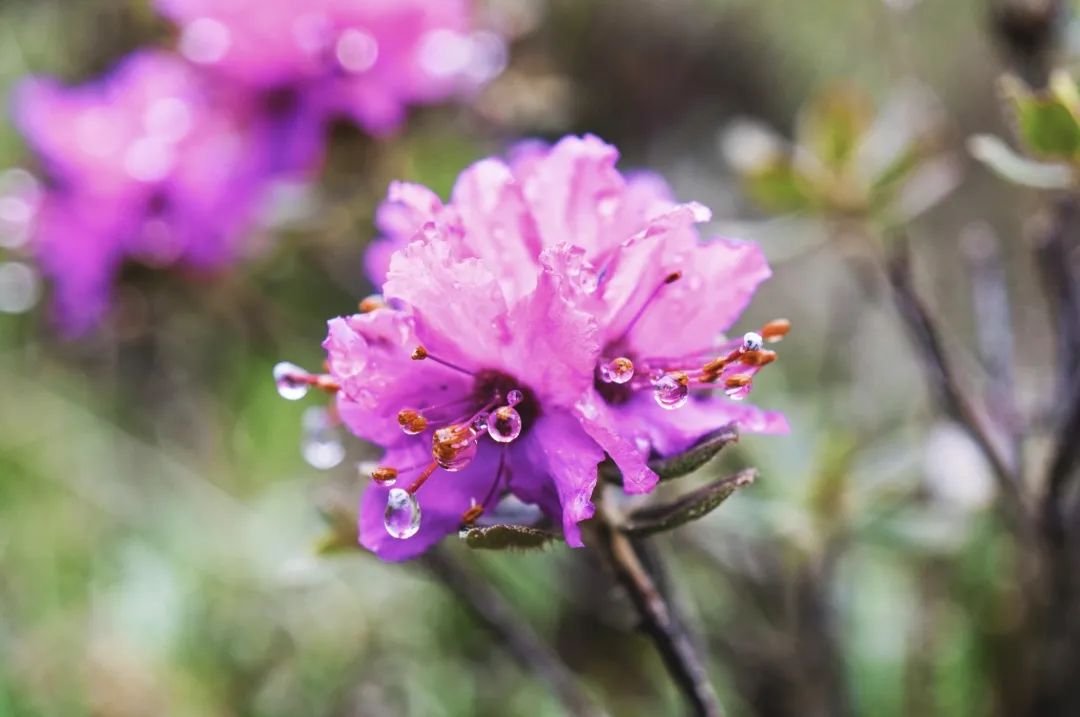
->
13;51;279;334
156;0;505;137
310;134;788;561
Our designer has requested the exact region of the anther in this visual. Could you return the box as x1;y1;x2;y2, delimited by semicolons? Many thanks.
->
411;345;429;360
724;374;752;389
371;466;398;485
461;500;484;525
411;345;475;376
600;356;635;384
432;425;479;471
761;318;791;342
741;349;777;367
397;408;428;435
664;270;683;284
359;294;385;313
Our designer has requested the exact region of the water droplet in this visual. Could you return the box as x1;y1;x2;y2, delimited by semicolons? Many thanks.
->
487;406;522;443
397;408;428;435
506;389;523;406
599;357;634;384
742;332;764;352
432;426;478;471
384;488;421;539
724;384;752;401
301;407;345;470
370;465;398;486
273;361;309;400
653;373;689;410
471;411;490;433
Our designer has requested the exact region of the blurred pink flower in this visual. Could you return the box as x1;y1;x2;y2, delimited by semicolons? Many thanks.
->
320;135;787;561
14;51;281;334
156;0;505;136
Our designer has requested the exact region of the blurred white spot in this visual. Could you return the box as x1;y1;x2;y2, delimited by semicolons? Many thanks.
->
180;18;231;65
0;262;41;314
301;406;345;470
76;108;124;157
124;138;175;182
719;118;782;173
923;422;994;512
335;28;379;73
144;97;193;143
464;31;507;85
418;29;472;78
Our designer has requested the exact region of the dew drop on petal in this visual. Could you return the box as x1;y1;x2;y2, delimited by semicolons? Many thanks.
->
506;389;523;406
301;406;345;470
599;357;634;384
653;373;689;410
384;488;421;539
273;361;309;400
742;332;764;352
487;406;522;443
432;426;478;471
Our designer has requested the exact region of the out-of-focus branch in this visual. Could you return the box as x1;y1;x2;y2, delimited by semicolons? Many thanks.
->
421;548;608;717
596;525;724;717
885;235;1032;535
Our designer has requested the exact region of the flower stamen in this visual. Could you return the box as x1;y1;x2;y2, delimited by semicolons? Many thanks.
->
411;344;476;376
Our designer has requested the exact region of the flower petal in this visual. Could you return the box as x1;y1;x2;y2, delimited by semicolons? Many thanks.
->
574;390;658;494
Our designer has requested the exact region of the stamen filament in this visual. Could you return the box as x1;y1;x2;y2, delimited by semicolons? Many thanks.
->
612;271;682;345
406;461;439;494
411;345;476;377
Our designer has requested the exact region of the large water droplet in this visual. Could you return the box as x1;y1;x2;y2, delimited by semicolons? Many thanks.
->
432;426;478;471
487;406;522;443
653;373;689;410
273;361;309;400
301;407;345;470
599;357;634;384
384;488;421;539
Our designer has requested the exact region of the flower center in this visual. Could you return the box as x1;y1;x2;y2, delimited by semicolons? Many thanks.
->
472;369;540;433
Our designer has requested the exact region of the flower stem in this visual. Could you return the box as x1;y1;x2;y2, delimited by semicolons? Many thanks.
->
421;547;608;717
596;523;724;717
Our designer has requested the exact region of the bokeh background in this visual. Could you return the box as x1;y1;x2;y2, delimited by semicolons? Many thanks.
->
0;0;1066;715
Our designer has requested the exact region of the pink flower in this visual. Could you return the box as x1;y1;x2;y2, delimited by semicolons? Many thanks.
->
307;135;787;561
13;51;281;334
156;0;504;136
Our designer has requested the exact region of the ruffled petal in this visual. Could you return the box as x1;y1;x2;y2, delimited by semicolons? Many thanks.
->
574;390;658;494
368;181;449;284
523;411;604;547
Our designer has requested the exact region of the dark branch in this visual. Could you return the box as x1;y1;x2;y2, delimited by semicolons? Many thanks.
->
885;235;1032;535
596;526;724;717
421;548;608;717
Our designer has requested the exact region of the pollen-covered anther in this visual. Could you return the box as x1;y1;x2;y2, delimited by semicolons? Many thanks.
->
600;356;635;384
724;374;753;389
371;466;398;485
359;294;385;313
761;318;791;343
432;424;479;472
664;270;683;284
411;345;429;360
741;349;778;367
461;501;484;525
397;408;428;435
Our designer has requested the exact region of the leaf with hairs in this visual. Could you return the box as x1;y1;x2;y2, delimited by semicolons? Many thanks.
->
620;469;757;536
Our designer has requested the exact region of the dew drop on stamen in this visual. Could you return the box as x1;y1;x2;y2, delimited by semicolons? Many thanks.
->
487;406;522;443
273;361;309;400
653;373;689;410
301;406;345;469
742;332;764;352
724;384;752;401
397;408;428;436
384;488;421;539
370;465;398;486
432;426;479;471
506;389;523;406
599;357;634;384
471;411;490;433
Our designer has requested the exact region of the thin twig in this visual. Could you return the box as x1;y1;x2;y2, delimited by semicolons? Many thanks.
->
885;235;1032;534
421;548;608;717
596;525;724;717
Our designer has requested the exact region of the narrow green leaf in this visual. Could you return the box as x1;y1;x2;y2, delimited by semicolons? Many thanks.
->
602;424;739;485
968;134;1074;189
460;524;559;550
620;468;757;537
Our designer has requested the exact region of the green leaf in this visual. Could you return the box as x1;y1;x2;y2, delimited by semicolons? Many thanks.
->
601;424;739;485
620;469;757;536
798;85;874;170
744;159;816;213
1001;75;1080;159
460;524;560;550
968;134;1074;189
